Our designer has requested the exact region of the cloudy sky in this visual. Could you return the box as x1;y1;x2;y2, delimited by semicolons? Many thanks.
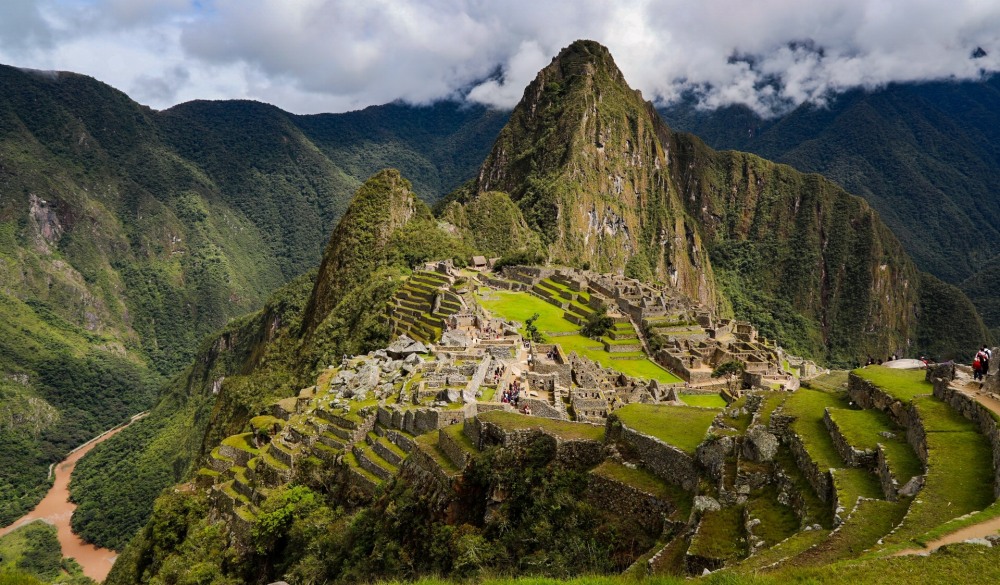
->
2;0;999;116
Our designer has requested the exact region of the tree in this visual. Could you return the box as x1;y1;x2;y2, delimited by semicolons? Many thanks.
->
711;360;746;398
524;313;545;343
581;308;614;339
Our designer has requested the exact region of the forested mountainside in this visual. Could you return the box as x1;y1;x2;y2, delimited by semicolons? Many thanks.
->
80;41;989;571
0;64;505;528
657;77;1000;336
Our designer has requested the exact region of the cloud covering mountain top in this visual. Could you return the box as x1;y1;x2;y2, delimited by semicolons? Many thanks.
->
2;0;998;116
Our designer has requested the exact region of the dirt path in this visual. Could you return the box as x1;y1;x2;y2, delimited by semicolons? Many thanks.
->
894;374;1000;556
0;412;148;582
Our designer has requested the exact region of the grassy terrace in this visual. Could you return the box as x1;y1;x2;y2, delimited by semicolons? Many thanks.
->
831;468;883;510
222;432;260;455
853;366;932;401
852;368;996;549
590;461;693;518
680;393;728;408
746;485;799;547
477;410;605;442
689;505;748;561
477;288;681;383
786;498;909;568
826;407;922;484
782;388;847;470
477;289;578;333
613;403;719;455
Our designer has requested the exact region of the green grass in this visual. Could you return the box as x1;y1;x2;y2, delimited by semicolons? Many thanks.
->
782;388;848;470
680;393;728;408
803;371;850;393
477;289;681;383
852;367;933;401
784;498;910;568
554;334;681;383
914;499;1000;546
614;403;719;454
831;468;883;511
852;368;996;548
477;290;579;333
688;505;748;561
477;410;605;442
441;423;478;455
825;408;922;484
746;486;800;547
221;432;260;455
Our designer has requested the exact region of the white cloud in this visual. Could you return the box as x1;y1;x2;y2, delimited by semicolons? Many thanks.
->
0;0;998;116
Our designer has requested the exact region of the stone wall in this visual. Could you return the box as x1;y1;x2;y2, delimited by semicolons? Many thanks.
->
932;377;1000;498
438;428;473;470
848;373;927;463
607;417;699;490
822;408;877;468
784;429;833;503
585;472;673;535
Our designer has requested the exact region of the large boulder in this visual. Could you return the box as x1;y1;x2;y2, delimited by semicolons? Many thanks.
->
743;425;779;462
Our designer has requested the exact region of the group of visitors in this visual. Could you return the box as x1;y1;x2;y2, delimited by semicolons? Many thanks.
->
973;345;992;381
491;364;505;384
501;379;523;407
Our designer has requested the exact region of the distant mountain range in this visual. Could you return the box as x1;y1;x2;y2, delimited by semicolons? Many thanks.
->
658;77;1000;336
1;45;997;562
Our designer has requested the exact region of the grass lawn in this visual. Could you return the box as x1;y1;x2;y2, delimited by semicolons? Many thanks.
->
613;403;719;454
478;289;681;384
688;505;748;561
826;408;922;484
477;410;605;442
853;366;933;401
680;393;728;408
477;289;578;333
782;388;848;470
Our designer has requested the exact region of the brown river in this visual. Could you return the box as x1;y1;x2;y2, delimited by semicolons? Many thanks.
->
0;412;147;583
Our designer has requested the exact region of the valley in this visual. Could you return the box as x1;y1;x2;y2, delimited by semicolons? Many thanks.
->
1;37;999;585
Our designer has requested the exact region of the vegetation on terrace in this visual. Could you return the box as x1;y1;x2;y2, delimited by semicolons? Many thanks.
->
475;287;680;383
612;404;719;454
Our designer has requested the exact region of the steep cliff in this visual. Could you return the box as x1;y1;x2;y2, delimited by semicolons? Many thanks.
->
475;41;718;308
476;40;982;365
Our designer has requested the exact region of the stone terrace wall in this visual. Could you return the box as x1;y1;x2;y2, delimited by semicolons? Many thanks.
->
932;378;1000;498
585;472;673;535
467;416;604;468
822;409;877;469
607;417;699;490
785;429;833;503
848;373;927;463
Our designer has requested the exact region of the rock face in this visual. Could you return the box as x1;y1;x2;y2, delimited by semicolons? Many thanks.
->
473;39;942;364
743;425;779;463
476;40;719;309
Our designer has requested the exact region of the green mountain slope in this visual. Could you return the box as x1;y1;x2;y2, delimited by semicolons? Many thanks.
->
658;78;1000;336
470;40;983;364
0;65;503;528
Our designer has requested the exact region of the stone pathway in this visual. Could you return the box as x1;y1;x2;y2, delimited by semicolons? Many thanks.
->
894;372;1000;556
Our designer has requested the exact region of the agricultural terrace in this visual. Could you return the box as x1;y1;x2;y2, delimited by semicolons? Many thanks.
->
613;403;719;454
475;288;681;384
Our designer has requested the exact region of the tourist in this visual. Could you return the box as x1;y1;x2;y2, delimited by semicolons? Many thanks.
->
982;345;992;377
973;352;983;381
